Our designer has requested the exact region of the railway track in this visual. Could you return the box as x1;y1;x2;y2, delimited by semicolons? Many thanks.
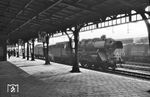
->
110;69;150;80
80;65;150;80
125;61;150;67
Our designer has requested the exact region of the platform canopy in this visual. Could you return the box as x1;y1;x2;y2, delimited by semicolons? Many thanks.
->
0;0;149;43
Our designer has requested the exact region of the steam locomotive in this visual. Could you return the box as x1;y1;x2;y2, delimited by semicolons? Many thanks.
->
34;36;124;70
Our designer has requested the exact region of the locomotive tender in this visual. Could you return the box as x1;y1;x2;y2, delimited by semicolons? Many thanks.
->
123;43;150;63
119;37;150;63
34;36;124;70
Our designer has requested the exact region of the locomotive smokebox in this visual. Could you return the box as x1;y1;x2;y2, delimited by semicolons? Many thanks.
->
93;41;105;48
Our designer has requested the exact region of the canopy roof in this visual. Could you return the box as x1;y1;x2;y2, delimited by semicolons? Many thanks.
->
0;0;149;42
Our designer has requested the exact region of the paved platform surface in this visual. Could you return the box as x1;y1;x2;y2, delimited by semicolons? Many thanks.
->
0;57;150;97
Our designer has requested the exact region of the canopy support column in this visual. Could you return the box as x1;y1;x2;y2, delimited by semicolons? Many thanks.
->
140;12;150;46
17;43;19;57
27;41;29;60
45;33;50;65
43;42;45;59
31;39;35;61
22;42;25;59
71;24;83;73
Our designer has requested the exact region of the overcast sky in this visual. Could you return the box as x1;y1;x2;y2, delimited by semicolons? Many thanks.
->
46;20;148;45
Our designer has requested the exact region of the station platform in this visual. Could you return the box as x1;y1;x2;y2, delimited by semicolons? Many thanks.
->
0;57;150;97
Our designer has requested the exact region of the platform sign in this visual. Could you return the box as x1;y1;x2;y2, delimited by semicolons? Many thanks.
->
7;84;19;93
38;31;47;43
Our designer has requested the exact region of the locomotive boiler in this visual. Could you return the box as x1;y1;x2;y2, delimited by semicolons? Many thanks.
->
34;36;124;70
